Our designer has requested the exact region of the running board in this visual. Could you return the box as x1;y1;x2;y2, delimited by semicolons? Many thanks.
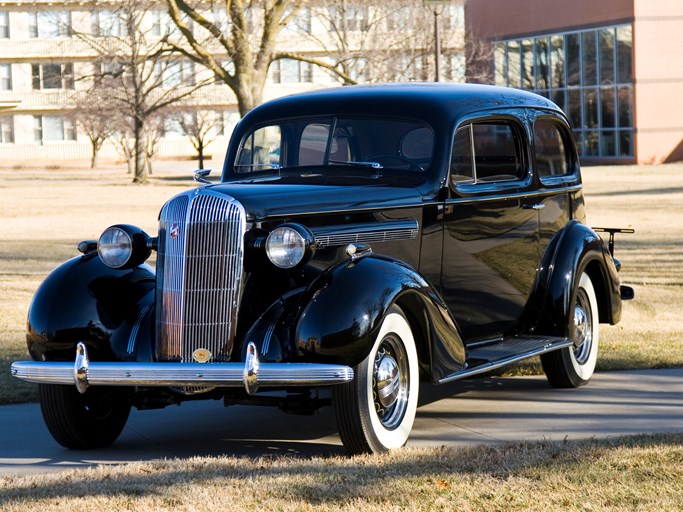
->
438;336;572;384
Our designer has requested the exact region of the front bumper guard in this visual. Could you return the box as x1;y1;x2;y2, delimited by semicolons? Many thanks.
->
11;342;354;396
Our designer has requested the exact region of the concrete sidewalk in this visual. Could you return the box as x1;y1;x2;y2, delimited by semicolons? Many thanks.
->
1;368;681;476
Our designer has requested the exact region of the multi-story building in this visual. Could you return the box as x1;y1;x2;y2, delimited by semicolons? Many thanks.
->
466;0;683;164
0;1;465;166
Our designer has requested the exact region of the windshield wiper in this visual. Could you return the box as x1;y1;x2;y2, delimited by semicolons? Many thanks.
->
328;160;383;169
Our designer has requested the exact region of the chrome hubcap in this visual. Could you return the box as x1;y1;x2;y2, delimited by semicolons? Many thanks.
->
375;353;400;408
372;335;409;430
573;289;593;364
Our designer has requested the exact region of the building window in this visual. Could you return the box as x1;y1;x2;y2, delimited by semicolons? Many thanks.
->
494;24;634;159
0;64;11;90
32;63;74;90
92;10;128;37
283;7;311;34
0;12;9;38
163;113;187;138
214;60;235;84
328;5;368;32
28;11;72;38
34;115;77;143
271;59;312;84
0;116;14;143
95;61;133;88
157;61;195;87
215;110;239;136
152;10;190;38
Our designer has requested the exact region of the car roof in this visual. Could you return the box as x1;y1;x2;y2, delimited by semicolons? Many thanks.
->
240;82;564;128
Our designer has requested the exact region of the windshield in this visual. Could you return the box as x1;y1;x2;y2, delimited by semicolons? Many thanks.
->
234;117;434;174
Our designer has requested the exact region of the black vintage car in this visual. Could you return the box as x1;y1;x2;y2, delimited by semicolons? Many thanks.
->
12;83;633;454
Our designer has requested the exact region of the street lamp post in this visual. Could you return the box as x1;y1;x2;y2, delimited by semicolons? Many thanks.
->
424;0;448;82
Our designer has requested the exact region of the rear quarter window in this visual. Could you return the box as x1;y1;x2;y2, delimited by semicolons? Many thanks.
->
534;119;571;178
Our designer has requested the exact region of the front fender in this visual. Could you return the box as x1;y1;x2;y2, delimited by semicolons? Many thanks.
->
27;253;155;362
293;255;466;379
533;220;622;336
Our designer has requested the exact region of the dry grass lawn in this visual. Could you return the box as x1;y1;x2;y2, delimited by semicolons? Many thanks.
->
0;434;681;511
1;164;682;403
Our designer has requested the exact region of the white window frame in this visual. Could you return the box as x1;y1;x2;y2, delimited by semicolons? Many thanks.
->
0;116;14;143
28;11;72;39
31;63;74;90
0;11;9;38
34;115;77;144
0;64;11;90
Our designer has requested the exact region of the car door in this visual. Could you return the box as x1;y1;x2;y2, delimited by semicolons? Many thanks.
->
531;113;583;254
441;116;541;342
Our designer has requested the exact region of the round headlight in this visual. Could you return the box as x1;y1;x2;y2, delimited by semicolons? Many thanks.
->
98;224;151;269
266;224;314;269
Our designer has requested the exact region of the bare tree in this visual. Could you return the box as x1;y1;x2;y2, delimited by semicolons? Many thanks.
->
166;109;222;169
164;1;471;120
290;1;469;84
74;0;212;183
164;0;309;116
109;113;136;174
69;86;122;169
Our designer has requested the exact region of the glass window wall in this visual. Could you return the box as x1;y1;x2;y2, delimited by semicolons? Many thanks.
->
494;24;633;159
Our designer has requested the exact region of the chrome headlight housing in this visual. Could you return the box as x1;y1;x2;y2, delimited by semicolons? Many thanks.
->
98;224;152;269
265;224;315;269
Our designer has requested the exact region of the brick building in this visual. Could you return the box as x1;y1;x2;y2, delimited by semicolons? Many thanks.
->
466;0;683;164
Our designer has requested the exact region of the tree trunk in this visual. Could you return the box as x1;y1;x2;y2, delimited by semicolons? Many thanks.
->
197;145;204;169
90;146;98;169
133;116;147;184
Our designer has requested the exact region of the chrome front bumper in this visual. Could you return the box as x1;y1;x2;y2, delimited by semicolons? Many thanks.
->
11;342;354;396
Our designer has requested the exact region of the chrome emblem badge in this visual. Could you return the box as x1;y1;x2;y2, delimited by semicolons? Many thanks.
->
192;348;212;363
170;223;180;239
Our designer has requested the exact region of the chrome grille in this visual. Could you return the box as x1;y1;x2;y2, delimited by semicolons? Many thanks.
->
156;190;246;362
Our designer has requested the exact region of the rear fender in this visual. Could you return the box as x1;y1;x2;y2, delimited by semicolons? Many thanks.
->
531;221;622;337
27;253;156;362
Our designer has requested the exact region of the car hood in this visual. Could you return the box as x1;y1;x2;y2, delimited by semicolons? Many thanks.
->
205;176;425;220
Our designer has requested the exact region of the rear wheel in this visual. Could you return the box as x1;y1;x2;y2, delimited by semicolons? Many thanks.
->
39;384;132;449
333;307;419;454
542;272;599;388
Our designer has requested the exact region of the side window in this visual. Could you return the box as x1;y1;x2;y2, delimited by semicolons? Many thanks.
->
450;121;523;186
534;119;569;177
471;123;521;181
236;126;282;172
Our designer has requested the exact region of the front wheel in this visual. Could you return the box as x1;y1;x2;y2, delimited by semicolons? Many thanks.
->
333;306;419;454
39;384;132;449
542;272;600;388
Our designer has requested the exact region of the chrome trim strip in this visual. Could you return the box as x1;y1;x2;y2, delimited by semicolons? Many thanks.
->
311;219;418;248
446;184;583;206
128;305;152;354
438;338;573;384
11;360;354;388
